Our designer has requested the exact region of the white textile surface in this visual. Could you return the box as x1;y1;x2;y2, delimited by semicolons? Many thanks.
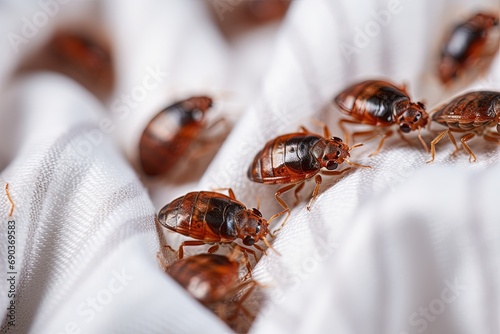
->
1;0;500;334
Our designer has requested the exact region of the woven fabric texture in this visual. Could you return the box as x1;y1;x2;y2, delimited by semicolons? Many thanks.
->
1;0;499;333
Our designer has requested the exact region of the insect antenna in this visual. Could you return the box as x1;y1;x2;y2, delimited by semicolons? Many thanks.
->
347;141;372;169
346;159;371;168
348;142;364;152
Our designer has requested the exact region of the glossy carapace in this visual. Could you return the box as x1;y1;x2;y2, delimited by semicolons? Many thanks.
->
248;126;367;211
334;80;429;154
139;96;213;176
428;91;500;162
158;190;283;258
438;13;499;84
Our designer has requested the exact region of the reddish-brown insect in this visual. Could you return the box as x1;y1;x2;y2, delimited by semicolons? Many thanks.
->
51;33;112;76
13;31;115;99
241;0;291;23
438;13;499;84
334;80;429;155
165;253;248;304
427;91;500;162
49;32;114;99
208;0;290;38
139;96;213;176
248;126;368;211
164;251;257;329
157;189;284;259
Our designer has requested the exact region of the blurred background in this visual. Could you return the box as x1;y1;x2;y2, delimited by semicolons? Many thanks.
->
0;0;499;333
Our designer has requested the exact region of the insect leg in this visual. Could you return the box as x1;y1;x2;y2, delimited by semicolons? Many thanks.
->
228;244;252;279
157;243;180;271
240;251;253;280
269;184;295;238
338;118;362;145
204;117;231;134
225;280;258;324
253;243;268;256
207;244;220;253
268;207;291;238
323;125;332;139
293;181;305;207
306;174;323;211
484;133;500;144
298;125;313;134
178;240;207;259
212;187;237;200
5;183;14;217
369;130;393;157
194;118;232;152
308;118;332;138
352;129;379;144
417;128;430;152
275;183;296;210
231;281;258;322
396;129;413;146
237;245;259;262
187;141;221;160
426;130;450;163
321;167;352;177
460;133;477;162
447;131;460;156
400;82;410;96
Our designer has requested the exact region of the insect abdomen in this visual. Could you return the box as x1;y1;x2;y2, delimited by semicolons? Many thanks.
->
248;134;321;183
139;103;204;176
443;25;482;61
364;85;408;123
166;254;239;304
432;91;500;130
336;81;408;125
247;138;278;183
158;192;240;243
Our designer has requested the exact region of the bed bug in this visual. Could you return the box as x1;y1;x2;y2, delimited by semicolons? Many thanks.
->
243;0;291;23
438;13;499;84
49;32;114;99
157;189;284;259
164;251;258;328
248;126;368;212
51;32;112;76
139;96;213;176
208;0;290;38
334;80;429;155
427;91;500;163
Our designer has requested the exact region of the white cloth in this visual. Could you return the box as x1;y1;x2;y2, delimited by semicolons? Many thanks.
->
1;0;499;333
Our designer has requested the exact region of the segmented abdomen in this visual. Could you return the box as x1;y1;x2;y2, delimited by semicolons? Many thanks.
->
432;91;500;130
158;192;241;243
166;254;239;304
443;25;481;61
248;133;321;184
335;80;408;126
139;104;203;176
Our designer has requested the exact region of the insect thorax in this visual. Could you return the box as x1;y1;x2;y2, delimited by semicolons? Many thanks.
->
367;87;408;123
284;135;322;173
205;201;242;238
